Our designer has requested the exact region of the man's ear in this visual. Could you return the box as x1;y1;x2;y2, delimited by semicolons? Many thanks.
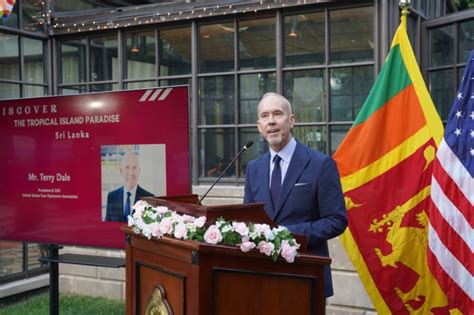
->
290;114;296;128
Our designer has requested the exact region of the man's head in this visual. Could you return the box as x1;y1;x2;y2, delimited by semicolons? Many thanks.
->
120;151;141;191
257;92;295;152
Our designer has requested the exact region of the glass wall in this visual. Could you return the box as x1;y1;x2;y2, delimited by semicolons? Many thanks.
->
427;17;474;121
0;34;47;99
54;3;375;183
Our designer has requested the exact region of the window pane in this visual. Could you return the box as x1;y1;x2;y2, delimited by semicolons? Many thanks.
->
200;23;234;73
24;85;46;97
239;72;276;124
90;84;119;92
28;243;46;270
126;81;156;89
59;86;87;95
160;78;190;87
24;38;44;83
239;18;276;70
458;66;465;86
22;0;43;32
0;83;19;99
430;69;454;121
125;31;155;80
160;27;191;76
331;125;350;154
199;76;234;125
459;20;474;63
293;126;326;153
430;25;453;67
0;242;23;277
0;3;18;28
330;66;373;121
54;1;99;11
0;34;19;80
284;12;325;67
59;38;86;84
284;69;325;123
239;127;268;177
90;35;118;81
199;128;235;178
330;6;373;64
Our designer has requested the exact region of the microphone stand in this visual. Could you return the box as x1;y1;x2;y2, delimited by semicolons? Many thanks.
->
198;141;253;205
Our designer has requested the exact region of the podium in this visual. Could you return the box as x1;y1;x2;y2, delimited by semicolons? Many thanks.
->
121;195;330;315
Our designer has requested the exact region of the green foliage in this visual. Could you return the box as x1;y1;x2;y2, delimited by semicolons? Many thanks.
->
454;0;474;10
187;226;206;241
0;293;125;315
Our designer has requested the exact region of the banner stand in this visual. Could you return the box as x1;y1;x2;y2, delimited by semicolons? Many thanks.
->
38;244;126;315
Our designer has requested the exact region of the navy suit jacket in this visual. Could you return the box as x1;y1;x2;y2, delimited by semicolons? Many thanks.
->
105;185;154;222
244;141;347;297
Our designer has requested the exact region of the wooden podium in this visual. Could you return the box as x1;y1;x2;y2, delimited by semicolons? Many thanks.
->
121;195;330;315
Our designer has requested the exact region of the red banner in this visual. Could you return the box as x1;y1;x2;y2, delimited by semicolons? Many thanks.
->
0;87;190;248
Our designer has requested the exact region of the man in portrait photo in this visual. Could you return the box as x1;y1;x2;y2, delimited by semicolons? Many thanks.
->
105;151;154;222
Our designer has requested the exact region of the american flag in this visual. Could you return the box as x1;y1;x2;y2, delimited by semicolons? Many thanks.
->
0;0;15;20
427;49;474;314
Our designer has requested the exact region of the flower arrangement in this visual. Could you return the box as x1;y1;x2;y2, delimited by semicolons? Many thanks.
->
128;200;300;263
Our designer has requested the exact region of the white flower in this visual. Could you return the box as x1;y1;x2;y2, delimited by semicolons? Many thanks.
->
159;217;173;235
182;214;195;223
194;216;206;228
221;224;234;233
173;222;188;239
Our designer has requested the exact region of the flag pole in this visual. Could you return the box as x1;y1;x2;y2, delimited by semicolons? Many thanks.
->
399;0;411;18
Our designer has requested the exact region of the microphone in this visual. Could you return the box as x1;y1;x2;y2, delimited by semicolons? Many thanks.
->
199;140;254;205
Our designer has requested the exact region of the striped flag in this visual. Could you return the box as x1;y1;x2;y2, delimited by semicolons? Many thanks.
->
0;0;15;20
427;50;474;314
333;13;455;314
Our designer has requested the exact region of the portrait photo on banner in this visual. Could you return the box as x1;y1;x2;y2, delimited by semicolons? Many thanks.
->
100;144;167;222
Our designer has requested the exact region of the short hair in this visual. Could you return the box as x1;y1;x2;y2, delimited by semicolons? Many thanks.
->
258;92;293;115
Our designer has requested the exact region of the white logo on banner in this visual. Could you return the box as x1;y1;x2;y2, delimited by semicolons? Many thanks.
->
139;88;173;102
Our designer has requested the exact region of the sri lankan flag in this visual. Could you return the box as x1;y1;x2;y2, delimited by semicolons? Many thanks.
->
333;15;457;314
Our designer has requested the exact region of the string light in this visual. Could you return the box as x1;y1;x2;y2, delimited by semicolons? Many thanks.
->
56;0;322;34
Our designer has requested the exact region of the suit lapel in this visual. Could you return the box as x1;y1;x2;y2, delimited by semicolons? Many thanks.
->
257;153;274;216
273;142;310;220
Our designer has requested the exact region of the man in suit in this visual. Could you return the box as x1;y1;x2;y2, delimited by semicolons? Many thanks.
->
244;92;347;297
105;151;154;222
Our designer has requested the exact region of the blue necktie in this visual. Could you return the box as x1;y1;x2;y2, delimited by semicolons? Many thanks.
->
271;155;282;208
124;191;132;221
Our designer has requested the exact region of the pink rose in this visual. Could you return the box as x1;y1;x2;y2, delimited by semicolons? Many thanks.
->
132;201;146;216
258;241;275;256
280;240;298;263
150;223;161;237
204;225;222;244
233;222;249;237
173;222;188;239
159;218;172;235
194;216;206;228
182;215;195;223
240;241;256;253
156;206;169;214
